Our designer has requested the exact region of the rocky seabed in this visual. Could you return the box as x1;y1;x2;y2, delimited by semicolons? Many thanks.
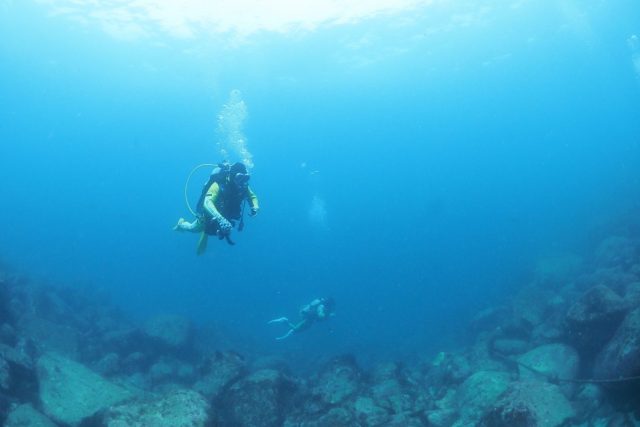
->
1;234;640;426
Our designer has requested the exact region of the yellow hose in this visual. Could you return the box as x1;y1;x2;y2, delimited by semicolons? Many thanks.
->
184;163;216;217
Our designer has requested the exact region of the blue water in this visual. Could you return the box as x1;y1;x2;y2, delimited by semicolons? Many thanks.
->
1;0;639;369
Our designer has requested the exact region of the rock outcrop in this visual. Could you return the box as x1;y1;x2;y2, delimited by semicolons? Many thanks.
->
311;355;362;405
453;370;512;425
593;307;640;381
143;314;194;350
222;369;297;427
5;403;57;427
100;389;210;427
193;350;245;399
517;344;579;383
37;352;134;426
565;285;627;354
481;381;575;427
3;227;640;426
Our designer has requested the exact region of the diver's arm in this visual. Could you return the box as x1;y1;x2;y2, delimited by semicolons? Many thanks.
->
203;183;225;221
204;183;232;235
247;186;259;214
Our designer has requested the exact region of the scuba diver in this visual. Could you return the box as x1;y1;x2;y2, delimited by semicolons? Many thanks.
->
268;297;335;340
174;161;259;255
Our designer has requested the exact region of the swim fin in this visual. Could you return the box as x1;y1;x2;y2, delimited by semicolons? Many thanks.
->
196;232;208;255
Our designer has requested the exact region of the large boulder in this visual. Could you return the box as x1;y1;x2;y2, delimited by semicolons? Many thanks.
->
193;350;245;399
593;307;640;381
37;352;134;426
572;384;604;421
18;316;79;357
5;404;57;427
453;370;512;425
94;352;121;376
595;412;640;426
427;405;457;427
492;339;529;356
481;381;575;426
625;282;640;309
511;286;555;329
425;351;472;393
100;389;210;427
0;343;38;402
517;344;580;398
585;267;639;295
565;285;627;354
147;359;175;384
222;369;297;427
517;344;579;383
534;253;584;286
466;337;510;373
369;362;425;415
142;314;193;350
531;322;563;345
353;396;390;426
32;289;77;325
284;407;355;427
311;355;362;405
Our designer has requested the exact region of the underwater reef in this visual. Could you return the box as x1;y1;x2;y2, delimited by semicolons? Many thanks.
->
1;232;640;426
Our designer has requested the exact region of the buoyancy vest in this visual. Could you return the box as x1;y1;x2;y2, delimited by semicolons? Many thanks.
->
195;163;230;215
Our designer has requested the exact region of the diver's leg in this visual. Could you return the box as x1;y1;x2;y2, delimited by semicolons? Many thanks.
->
275;329;295;340
174;217;203;233
267;317;298;329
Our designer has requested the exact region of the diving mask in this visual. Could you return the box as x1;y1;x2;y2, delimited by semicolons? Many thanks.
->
233;173;250;187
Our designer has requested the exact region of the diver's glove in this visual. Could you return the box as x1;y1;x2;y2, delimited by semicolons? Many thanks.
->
217;218;232;236
249;206;259;217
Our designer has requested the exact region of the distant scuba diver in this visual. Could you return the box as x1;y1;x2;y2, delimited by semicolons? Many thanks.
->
268;297;335;340
174;161;259;255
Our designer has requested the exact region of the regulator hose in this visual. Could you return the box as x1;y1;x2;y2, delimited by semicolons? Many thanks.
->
184;163;216;217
